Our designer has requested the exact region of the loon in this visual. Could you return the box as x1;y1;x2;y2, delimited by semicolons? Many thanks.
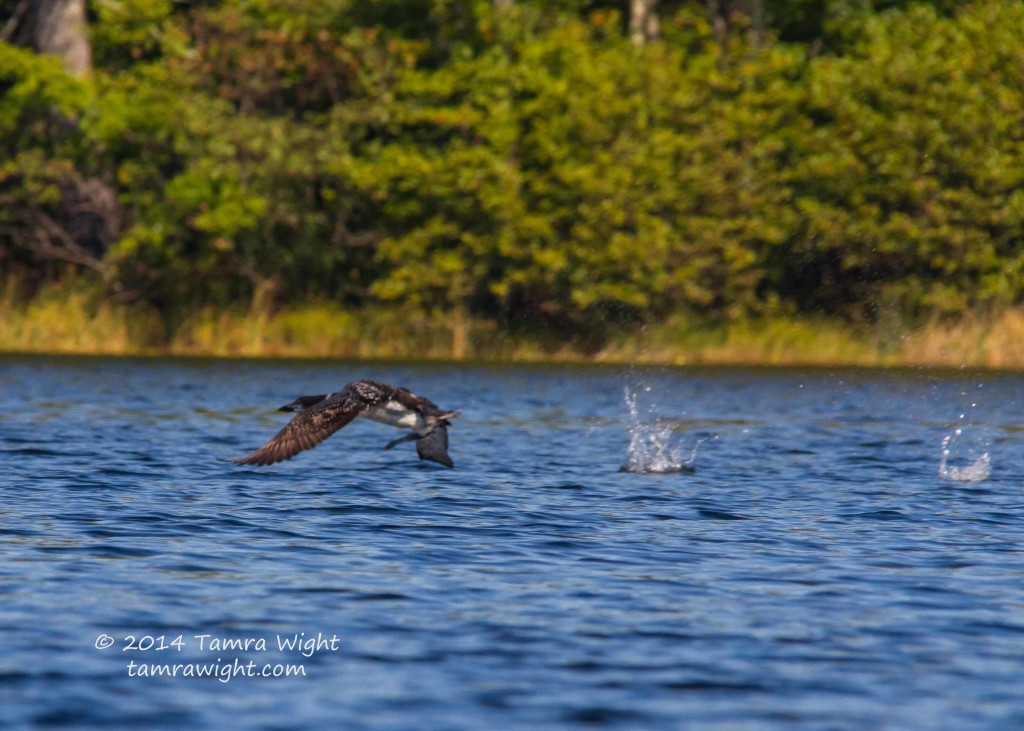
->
234;380;459;468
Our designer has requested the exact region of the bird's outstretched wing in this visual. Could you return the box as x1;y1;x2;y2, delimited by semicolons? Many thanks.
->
234;382;392;466
234;402;358;466
416;424;453;468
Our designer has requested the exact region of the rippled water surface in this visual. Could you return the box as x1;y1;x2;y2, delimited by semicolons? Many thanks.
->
3;356;1024;729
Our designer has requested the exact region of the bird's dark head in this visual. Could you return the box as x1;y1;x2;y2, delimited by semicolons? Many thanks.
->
277;394;329;412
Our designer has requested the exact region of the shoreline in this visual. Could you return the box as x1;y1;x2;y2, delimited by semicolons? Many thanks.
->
2;349;1021;376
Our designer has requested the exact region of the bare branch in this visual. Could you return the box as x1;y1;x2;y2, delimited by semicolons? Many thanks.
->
0;0;29;42
331;210;380;249
24;210;109;273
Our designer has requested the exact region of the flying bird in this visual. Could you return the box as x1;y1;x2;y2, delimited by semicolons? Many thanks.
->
234;380;459;468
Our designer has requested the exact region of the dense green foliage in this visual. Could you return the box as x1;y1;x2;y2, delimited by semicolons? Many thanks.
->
1;0;1023;346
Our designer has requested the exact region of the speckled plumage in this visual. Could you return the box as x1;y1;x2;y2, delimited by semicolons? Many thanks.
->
234;380;458;467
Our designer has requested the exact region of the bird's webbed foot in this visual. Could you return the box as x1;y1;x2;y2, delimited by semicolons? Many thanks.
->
383;433;418;450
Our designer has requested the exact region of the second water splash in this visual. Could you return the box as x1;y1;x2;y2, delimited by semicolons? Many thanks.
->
938;394;991;483
620;384;705;474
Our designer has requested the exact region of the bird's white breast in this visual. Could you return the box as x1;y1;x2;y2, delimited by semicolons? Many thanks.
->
363;401;426;432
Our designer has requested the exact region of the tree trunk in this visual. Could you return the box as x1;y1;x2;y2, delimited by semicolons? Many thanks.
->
2;0;123;275
707;0;729;47
742;0;765;47
451;304;469;360
31;0;92;78
707;0;764;47
629;0;659;46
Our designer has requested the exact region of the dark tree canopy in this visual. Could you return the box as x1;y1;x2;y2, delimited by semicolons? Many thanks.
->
1;0;1022;345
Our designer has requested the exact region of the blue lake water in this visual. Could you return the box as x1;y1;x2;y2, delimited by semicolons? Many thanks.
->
2;356;1023;729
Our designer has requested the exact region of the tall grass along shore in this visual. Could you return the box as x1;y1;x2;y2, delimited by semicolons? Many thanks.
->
3;280;1023;369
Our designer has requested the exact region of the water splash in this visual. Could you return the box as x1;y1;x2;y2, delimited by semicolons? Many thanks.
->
939;429;991;483
938;394;991;482
620;385;703;473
